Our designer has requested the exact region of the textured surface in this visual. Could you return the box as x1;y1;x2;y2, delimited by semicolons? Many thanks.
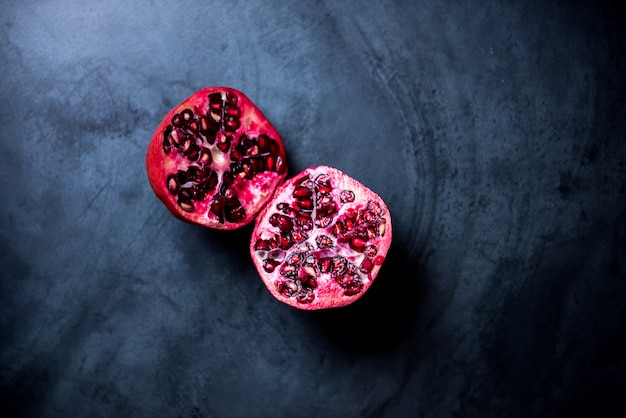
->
1;1;625;417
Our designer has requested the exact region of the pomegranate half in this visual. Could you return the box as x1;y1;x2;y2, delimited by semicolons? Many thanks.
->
146;87;288;230
250;166;392;310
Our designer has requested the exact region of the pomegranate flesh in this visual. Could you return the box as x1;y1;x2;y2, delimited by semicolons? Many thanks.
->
146;87;288;229
250;166;392;310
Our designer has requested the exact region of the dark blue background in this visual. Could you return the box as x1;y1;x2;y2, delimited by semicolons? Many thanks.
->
1;1;625;417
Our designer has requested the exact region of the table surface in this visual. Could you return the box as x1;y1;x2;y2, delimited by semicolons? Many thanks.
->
2;1;625;417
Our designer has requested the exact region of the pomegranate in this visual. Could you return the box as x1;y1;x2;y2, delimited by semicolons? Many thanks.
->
146;87;288;230
250;166;392;310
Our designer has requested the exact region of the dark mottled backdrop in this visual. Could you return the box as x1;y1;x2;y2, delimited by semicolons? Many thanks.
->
1;0;625;417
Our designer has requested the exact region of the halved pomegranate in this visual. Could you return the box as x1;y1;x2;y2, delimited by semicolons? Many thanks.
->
146;87;288;230
250;166;392;310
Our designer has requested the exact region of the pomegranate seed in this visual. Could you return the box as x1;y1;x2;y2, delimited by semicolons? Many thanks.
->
225;91;238;106
249;156;266;172
331;256;347;277
208;93;222;106
194;183;209;200
270;214;293;232
168;129;180;146
257;134;269;152
303;265;317;277
297;215;313;230
209;198;224;218
225;106;241;117
224;116;240;131
318;195;332;205
343;279;363;296
315;235;333;249
247;144;259;156
340;190;355;203
198;148;212;165
317;204;337;219
297;268;311;282
166;175;179;194
224;198;245;223
367;201;383;215
222;172;235;187
279;281;298;297
181;109;194;121
378;219;387;237
297;198;314;211
209;110;221;123
364;245;377;257
336;274;350;286
349;237;367;252
287;253;302;264
314;174;331;187
298;242;313;253
318;257;333;273
331;222;345;236
216;135;231;153
184;146;199;161
230;146;243;162
360;258;374;273
204;170;219;191
176;170;188;184
315;217;332;228
199;116;209;132
254;239;271;251
268;155;287;174
291;231;307;243
263;259;280;273
277;234;292;250
295;175;312;188
278;204;297;217
268;140;280;154
185;166;199;180
172;114;183;127
296;290;314;304
196;167;213;181
178;200;194;212
281;264;296;275
293;186;313;198
305;277;317;289
266;155;278;172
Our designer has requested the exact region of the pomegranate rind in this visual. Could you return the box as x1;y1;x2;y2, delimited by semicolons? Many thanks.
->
250;166;392;310
146;87;288;230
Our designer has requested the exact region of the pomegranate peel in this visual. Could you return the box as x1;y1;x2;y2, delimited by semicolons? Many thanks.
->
250;166;392;310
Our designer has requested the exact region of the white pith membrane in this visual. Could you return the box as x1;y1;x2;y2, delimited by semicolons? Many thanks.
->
251;166;391;310
160;90;285;227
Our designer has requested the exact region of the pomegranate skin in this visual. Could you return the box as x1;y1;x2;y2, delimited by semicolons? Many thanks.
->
250;166;392;310
146;87;288;230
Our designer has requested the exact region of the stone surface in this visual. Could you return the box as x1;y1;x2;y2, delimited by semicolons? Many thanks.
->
1;1;625;417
